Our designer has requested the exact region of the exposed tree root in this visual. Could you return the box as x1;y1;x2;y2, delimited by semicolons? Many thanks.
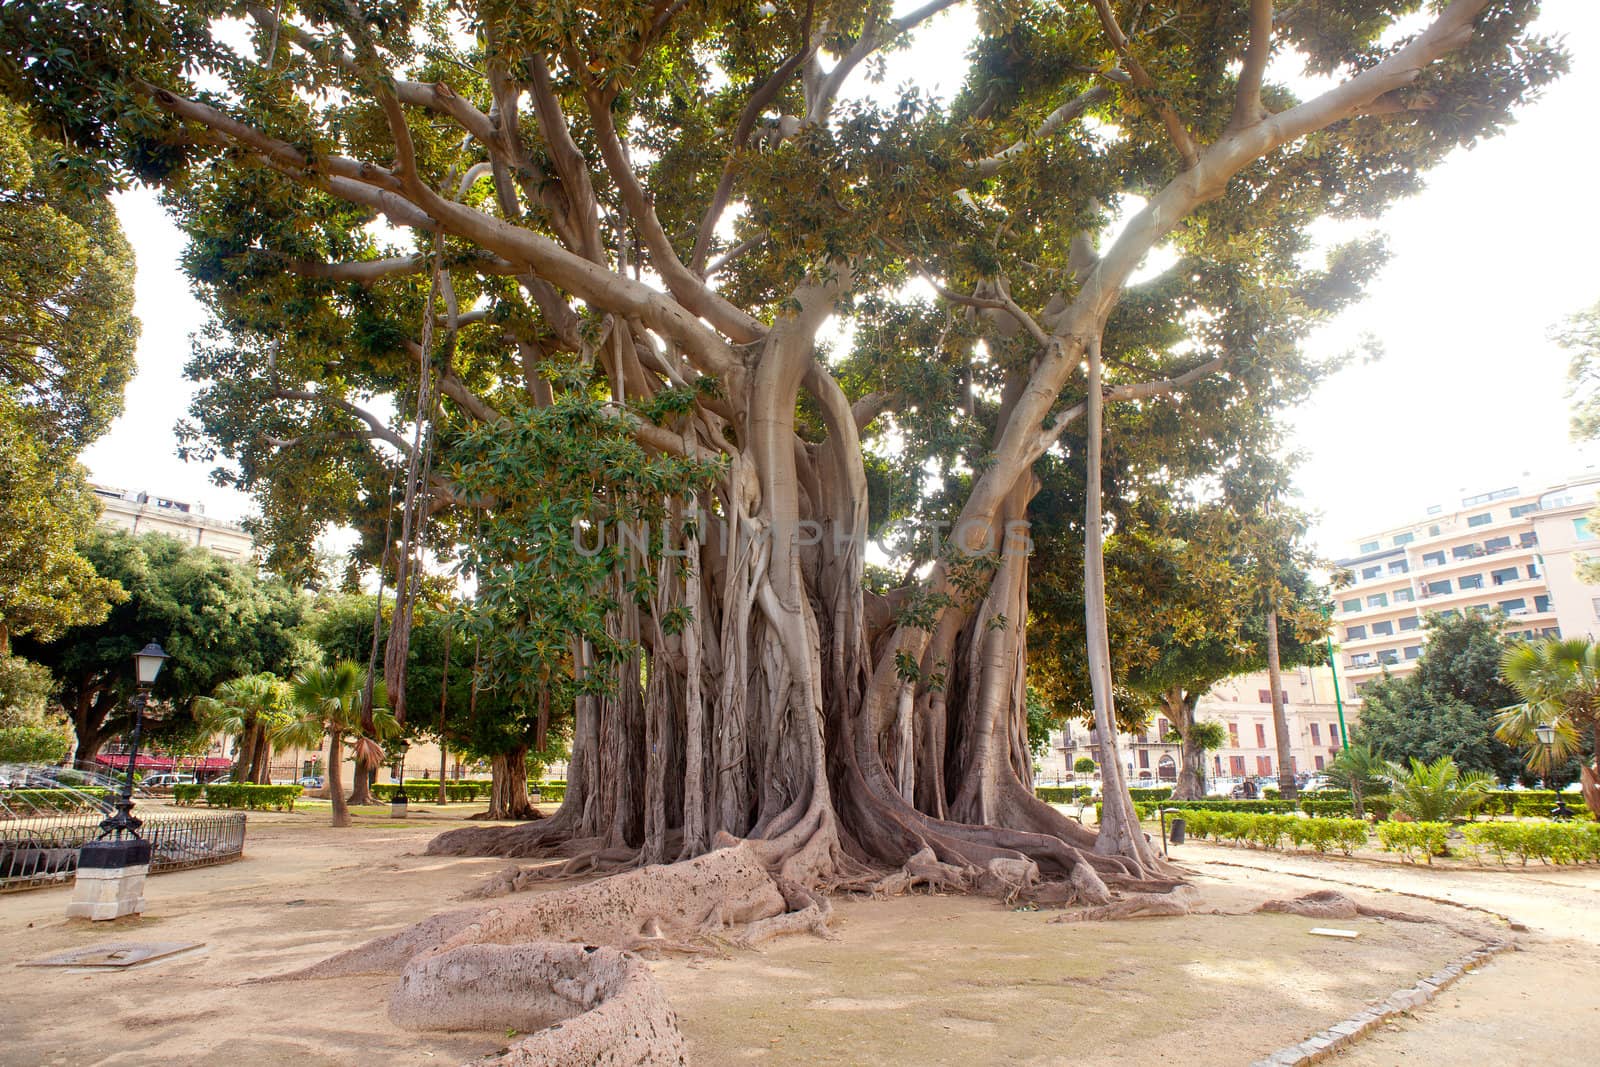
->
389;942;687;1066
1256;890;1430;924
1048;884;1200;922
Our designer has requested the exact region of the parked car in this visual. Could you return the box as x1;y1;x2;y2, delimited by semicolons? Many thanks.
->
297;776;324;789
141;773;196;789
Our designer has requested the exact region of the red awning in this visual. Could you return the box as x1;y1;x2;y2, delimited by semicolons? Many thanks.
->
96;755;232;772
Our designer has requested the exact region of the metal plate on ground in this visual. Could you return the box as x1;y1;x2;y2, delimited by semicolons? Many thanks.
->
20;941;204;969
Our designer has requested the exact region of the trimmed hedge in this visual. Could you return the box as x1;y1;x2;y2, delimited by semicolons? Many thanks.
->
1127;787;1174;801
1180;810;1369;856
173;783;204;805
201;783;303;811
1035;785;1095;803
1463;822;1600;866
1483;790;1584;816
373;781;490;802
533;780;566;802
1511;800;1594;821
1376;820;1451;864
0;786;112;813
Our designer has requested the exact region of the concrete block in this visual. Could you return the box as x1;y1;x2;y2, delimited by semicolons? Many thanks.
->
66;863;148;921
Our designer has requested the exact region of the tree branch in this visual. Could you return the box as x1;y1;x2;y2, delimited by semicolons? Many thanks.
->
969;85;1111;179
1089;0;1201;169
1229;0;1274;131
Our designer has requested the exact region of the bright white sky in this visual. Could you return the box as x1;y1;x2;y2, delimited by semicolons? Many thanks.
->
83;0;1600;560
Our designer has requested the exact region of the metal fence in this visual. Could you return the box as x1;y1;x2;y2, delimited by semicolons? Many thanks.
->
0;811;247;893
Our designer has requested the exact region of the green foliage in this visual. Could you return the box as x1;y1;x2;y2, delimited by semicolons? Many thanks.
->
532;780;567;803
1560;298;1600;445
1376;821;1452;864
1034;785;1095;804
1463;822;1600;866
1127;787;1173;802
1180;809;1369;857
278;660;397;751
0;653;71;763
1353;612;1522;780
1496;637;1600;789
1324;743;1389;806
1384;756;1493;823
0;100;137;647
1072;757;1097;775
0;786;111;812
18;529;307;758
197;782;303;811
372;780;489;802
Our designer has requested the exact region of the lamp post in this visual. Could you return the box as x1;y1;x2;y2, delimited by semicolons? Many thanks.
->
69;641;169;921
98;642;171;840
1534;722;1555;791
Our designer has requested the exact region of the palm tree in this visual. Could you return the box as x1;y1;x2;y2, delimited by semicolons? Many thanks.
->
196;673;288;784
276;661;396;827
1498;638;1600;816
1384;756;1493;823
1324;742;1387;819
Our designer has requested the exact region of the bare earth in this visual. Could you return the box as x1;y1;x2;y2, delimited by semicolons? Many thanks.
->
0;804;1593;1066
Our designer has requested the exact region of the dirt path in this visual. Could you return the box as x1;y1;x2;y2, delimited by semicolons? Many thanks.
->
0;809;1578;1066
1167;842;1600;1065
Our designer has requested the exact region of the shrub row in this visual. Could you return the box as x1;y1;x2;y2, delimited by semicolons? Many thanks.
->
0;787;113;813
1511;800;1594;821
1484;790;1583;815
1127;787;1173;801
1375;821;1451;864
1462;822;1600;865
1034;785;1095;803
373;781;490;802
1180;810;1369;855
185;783;304;811
533;781;567;802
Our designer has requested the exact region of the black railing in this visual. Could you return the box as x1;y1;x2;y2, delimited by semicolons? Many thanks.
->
0;811;246;893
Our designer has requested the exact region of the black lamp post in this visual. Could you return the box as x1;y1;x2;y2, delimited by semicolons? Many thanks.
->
1534;722;1555;791
98;642;170;840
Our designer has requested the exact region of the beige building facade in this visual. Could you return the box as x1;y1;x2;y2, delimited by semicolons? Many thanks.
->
1330;475;1600;695
91;483;255;561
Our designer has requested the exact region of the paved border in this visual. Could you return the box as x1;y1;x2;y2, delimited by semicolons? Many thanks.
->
1247;938;1515;1065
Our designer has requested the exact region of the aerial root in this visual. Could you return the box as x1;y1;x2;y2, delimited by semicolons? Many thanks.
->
864;847;971;897
1257;890;1430;923
1048;884;1200;923
390;942;687;1066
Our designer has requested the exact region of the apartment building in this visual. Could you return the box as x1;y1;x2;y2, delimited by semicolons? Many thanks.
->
1044;666;1356;786
1330;475;1600;694
91;483;255;561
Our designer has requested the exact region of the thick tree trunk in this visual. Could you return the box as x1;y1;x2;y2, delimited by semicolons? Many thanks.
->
1265;606;1296;799
348;750;376;805
1165;688;1205;801
487;746;540;820
328;733;350;828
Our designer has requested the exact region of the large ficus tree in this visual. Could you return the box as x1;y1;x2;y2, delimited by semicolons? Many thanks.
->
2;0;1560;902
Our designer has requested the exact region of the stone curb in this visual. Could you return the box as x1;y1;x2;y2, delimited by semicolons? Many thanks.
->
1247;938;1515;1066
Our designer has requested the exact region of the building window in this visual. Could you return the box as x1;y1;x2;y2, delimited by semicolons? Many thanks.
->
1426;579;1452;596
1467;512;1493;528
1398;615;1420;631
1403;645;1423;660
1458;574;1484;590
1230;755;1246;776
1329;723;1341;743
1138;749;1149;769
1359;540;1380;554
1227;722;1239;747
1255;723;1267;748
1423;550;1446;566
1341;597;1362;613
1393;588;1415;603
1310;723;1321;745
1519;532;1539;548
1483;536;1511;553
1257;755;1274;776
1499;598;1527;613
1378;649;1400;665
1428;522;1442;534
1371;620;1395;636
1367;593;1388;608
1214;755;1223;774
1255;689;1287;705
1388;560;1409;574
1452;544;1481;560
1543;626;1562;639
1393;532;1415;546
1315;755;1326;770
1535;594;1551;613
1490;567;1519;585
1345;625;1367;641
1510;503;1538;518
1351;653;1375;667
1528;563;1540;579
1576;518;1596;542
1361;565;1382;580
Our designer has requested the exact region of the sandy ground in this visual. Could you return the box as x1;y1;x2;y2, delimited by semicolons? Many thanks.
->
0;804;1586;1066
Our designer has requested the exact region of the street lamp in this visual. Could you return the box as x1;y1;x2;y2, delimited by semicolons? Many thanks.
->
99;642;170;840
68;641;169;921
1533;722;1556;792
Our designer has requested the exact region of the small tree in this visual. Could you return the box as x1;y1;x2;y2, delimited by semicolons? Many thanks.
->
1497;637;1600;817
1384;756;1492;823
1324;743;1388;820
278;661;396;827
195;673;290;784
0;653;71;764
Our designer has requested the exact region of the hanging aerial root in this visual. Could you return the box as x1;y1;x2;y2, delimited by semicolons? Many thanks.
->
389;942;687;1066
268;843;805;981
1257;890;1429;923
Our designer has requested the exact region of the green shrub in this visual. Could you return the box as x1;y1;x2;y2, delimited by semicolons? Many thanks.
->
1376;820;1451;863
532;780;567;803
202;783;303;811
0;786;113;814
1511;800;1594;821
1127;787;1174;802
374;781;490;802
1034;785;1095;803
1463;822;1600;866
1150;809;1369;856
173;783;204;805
